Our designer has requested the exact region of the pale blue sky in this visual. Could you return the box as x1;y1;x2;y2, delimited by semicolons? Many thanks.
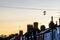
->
0;0;60;8
0;0;60;35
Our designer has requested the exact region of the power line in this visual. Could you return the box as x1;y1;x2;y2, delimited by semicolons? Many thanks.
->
0;6;60;11
0;6;41;10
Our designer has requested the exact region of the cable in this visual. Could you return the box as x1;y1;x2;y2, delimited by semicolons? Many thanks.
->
0;6;41;10
0;6;60;11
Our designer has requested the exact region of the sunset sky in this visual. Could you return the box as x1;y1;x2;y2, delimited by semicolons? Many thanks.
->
0;0;60;35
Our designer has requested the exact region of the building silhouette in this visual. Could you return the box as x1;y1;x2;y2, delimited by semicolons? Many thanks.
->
10;16;60;40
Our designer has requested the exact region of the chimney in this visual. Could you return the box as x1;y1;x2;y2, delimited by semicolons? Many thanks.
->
59;18;60;25
19;30;23;36
40;25;46;31
33;22;38;30
27;24;33;32
51;16;53;22
49;16;55;29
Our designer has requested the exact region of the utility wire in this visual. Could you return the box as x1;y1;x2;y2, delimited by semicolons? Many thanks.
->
0;6;41;10
0;6;60;11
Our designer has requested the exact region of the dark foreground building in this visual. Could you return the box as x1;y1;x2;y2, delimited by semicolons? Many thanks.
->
10;16;60;40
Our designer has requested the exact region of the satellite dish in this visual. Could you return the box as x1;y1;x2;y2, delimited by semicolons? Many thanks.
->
43;11;46;15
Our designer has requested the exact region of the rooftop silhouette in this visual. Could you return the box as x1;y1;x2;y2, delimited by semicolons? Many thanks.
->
1;16;60;40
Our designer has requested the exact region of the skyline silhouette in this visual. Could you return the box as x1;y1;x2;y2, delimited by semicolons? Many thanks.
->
0;0;60;36
8;16;60;40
